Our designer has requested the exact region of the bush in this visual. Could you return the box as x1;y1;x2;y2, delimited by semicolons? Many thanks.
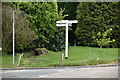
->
12;2;67;51
2;3;36;53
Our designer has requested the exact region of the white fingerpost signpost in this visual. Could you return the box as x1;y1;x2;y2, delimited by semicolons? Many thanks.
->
56;20;78;59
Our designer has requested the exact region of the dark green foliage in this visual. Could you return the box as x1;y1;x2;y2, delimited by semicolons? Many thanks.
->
75;2;119;47
58;2;79;46
58;2;78;20
12;2;66;51
3;2;119;55
46;27;65;51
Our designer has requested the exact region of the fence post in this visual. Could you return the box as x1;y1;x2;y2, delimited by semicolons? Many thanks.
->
61;53;64;63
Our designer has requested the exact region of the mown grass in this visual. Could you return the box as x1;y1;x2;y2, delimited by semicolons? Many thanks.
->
2;46;118;68
2;53;20;68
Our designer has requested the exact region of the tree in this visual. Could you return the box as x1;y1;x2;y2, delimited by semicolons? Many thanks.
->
75;2;119;47
2;3;35;53
12;2;67;51
93;28;115;50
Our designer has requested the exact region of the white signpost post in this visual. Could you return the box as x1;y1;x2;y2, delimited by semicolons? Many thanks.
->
12;10;15;64
0;48;2;50
56;20;78;59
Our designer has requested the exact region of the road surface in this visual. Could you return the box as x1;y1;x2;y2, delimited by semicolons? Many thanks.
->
2;65;118;78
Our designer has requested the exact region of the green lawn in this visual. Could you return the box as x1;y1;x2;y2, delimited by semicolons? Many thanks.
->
2;46;118;68
2;53;20;68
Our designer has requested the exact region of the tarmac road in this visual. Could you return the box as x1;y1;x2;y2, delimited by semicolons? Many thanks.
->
2;65;118;78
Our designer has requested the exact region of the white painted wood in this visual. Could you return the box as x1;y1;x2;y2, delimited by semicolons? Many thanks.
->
67;20;78;23
56;20;78;24
56;24;66;26
0;47;2;50
12;10;15;64
56;20;78;59
65;22;68;58
56;20;67;23
61;53;64;63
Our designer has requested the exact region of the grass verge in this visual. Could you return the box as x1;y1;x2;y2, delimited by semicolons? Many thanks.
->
2;46;118;68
